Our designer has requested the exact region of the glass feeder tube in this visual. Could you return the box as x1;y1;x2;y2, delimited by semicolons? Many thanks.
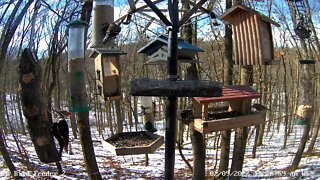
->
91;0;114;48
295;60;315;125
68;21;89;112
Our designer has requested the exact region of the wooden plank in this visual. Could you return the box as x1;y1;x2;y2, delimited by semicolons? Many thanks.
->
234;15;242;65
242;12;251;65
232;25;239;64
194;113;265;133
245;12;254;65
240;13;248;65
249;15;259;65
130;78;222;97
237;15;245;65
253;14;263;65
194;85;261;104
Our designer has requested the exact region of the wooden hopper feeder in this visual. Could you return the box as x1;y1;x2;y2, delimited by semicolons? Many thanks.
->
138;34;204;65
192;85;265;134
220;4;280;65
90;48;126;101
102;131;164;156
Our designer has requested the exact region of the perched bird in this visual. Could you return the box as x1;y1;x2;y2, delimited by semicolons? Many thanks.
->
52;110;71;158
103;23;121;44
251;103;270;112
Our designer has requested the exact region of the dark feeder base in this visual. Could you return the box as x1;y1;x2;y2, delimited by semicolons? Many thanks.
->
102;131;164;156
294;117;309;125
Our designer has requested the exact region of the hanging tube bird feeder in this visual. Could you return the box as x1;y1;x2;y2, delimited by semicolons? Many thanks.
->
68;21;90;112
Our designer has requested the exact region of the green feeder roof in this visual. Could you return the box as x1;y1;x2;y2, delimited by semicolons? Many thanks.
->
138;34;204;64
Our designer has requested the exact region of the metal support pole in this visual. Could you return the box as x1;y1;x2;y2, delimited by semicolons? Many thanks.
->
165;0;178;179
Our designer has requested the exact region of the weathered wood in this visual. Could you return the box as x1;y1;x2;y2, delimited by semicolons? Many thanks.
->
220;4;279;65
194;113;265;133
130;78;222;97
19;48;60;163
193;85;261;104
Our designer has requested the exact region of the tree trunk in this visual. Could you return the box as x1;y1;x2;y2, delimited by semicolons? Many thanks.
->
77;112;102;179
218;0;233;175
288;61;314;171
230;66;252;179
0;128;18;178
77;2;102;179
19;48;60;163
115;99;123;133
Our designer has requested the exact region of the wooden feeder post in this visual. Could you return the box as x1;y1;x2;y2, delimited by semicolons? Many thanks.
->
68;21;90;112
220;4;280;65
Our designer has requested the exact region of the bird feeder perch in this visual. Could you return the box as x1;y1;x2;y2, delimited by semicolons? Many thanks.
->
68;21;90;112
90;48;126;101
220;4;280;65
138;34;204;65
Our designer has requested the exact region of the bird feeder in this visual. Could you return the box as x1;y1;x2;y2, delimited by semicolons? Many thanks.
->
91;0;115;48
294;60;315;125
68;21;90;112
90;49;125;101
192;85;265;133
220;4;280;65
287;0;311;39
138;34;204;65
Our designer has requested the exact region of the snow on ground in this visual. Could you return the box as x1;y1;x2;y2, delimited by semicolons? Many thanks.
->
0;116;320;179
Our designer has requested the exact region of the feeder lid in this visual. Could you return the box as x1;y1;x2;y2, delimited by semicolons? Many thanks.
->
68;20;88;28
89;48;126;58
219;4;280;27
138;34;204;56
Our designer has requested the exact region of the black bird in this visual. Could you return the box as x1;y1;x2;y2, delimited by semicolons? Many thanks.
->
52;110;70;158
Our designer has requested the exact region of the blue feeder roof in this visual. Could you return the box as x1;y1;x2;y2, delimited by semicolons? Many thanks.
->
138;34;204;58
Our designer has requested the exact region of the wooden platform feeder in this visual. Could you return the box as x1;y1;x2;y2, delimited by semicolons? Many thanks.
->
138;34;204;65
220;4;280;65
192;85;265;134
90;48;126;101
102;131;164;156
130;78;222;97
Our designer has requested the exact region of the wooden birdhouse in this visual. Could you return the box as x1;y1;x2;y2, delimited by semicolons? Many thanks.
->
138;34;204;65
90;48;126;101
220;4;280;65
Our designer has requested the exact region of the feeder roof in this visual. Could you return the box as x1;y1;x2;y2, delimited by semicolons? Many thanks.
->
89;48;126;58
219;4;280;27
138;34;204;56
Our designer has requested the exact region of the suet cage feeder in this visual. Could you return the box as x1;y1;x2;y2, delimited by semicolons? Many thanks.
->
287;0;312;39
68;21;90;112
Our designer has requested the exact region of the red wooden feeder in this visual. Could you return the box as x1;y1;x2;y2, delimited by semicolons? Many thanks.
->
192;85;265;134
220;4;280;65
